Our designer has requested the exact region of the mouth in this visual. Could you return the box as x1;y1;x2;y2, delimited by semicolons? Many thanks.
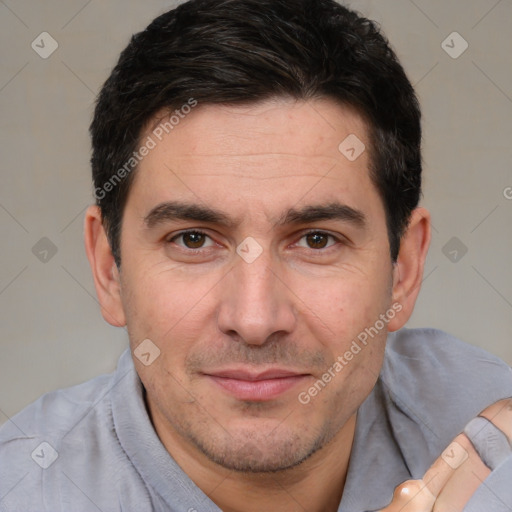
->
203;368;311;401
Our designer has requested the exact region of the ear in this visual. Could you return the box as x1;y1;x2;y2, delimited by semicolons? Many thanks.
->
84;205;126;327
388;207;431;332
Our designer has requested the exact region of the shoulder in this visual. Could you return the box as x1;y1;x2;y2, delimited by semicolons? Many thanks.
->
0;349;136;511
384;327;512;404
0;368;115;444
381;328;512;467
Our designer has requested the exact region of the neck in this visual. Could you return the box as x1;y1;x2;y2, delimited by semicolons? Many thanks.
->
151;408;357;512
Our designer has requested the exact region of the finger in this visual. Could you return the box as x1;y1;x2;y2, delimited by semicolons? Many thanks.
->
479;397;512;443
422;434;470;497
379;398;512;512
463;416;512;469
378;435;466;512
379;433;488;512
429;400;512;510
433;433;490;512
378;479;436;512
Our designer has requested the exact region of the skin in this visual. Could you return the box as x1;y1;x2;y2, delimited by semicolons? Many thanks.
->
381;398;512;511
85;98;431;512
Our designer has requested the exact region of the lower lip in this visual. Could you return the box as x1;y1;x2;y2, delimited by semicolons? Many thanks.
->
207;375;308;401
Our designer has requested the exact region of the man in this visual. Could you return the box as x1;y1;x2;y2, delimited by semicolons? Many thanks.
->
1;0;511;510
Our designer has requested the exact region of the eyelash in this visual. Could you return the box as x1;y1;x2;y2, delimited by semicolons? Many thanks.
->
167;229;343;252
167;230;215;251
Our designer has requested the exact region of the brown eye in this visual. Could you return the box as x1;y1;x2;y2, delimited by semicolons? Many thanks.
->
305;232;330;249
182;232;206;248
294;231;340;251
170;231;214;249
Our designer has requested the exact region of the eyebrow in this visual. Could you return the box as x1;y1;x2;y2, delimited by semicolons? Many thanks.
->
278;203;366;228
143;201;367;230
144;202;235;229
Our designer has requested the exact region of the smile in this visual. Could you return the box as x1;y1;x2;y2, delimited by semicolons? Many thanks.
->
204;369;310;401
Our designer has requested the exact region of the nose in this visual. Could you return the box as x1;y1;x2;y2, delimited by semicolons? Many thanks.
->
217;249;297;346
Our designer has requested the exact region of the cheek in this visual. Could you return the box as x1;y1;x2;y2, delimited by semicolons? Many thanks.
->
123;270;218;402
121;263;219;356
294;269;391;350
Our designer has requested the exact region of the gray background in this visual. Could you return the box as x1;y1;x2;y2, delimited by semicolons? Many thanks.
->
1;0;511;426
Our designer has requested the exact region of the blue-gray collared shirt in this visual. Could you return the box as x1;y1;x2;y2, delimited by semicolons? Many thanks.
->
1;328;512;511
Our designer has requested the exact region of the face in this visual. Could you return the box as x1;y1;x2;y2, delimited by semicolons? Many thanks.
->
117;98;395;472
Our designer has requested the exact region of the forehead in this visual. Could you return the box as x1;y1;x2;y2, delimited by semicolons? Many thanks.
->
144;98;369;165
127;98;381;225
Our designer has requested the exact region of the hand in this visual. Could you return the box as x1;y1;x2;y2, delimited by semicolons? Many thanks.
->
379;398;512;512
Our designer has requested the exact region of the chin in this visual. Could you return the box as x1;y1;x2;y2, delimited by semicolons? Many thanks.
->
188;422;329;473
